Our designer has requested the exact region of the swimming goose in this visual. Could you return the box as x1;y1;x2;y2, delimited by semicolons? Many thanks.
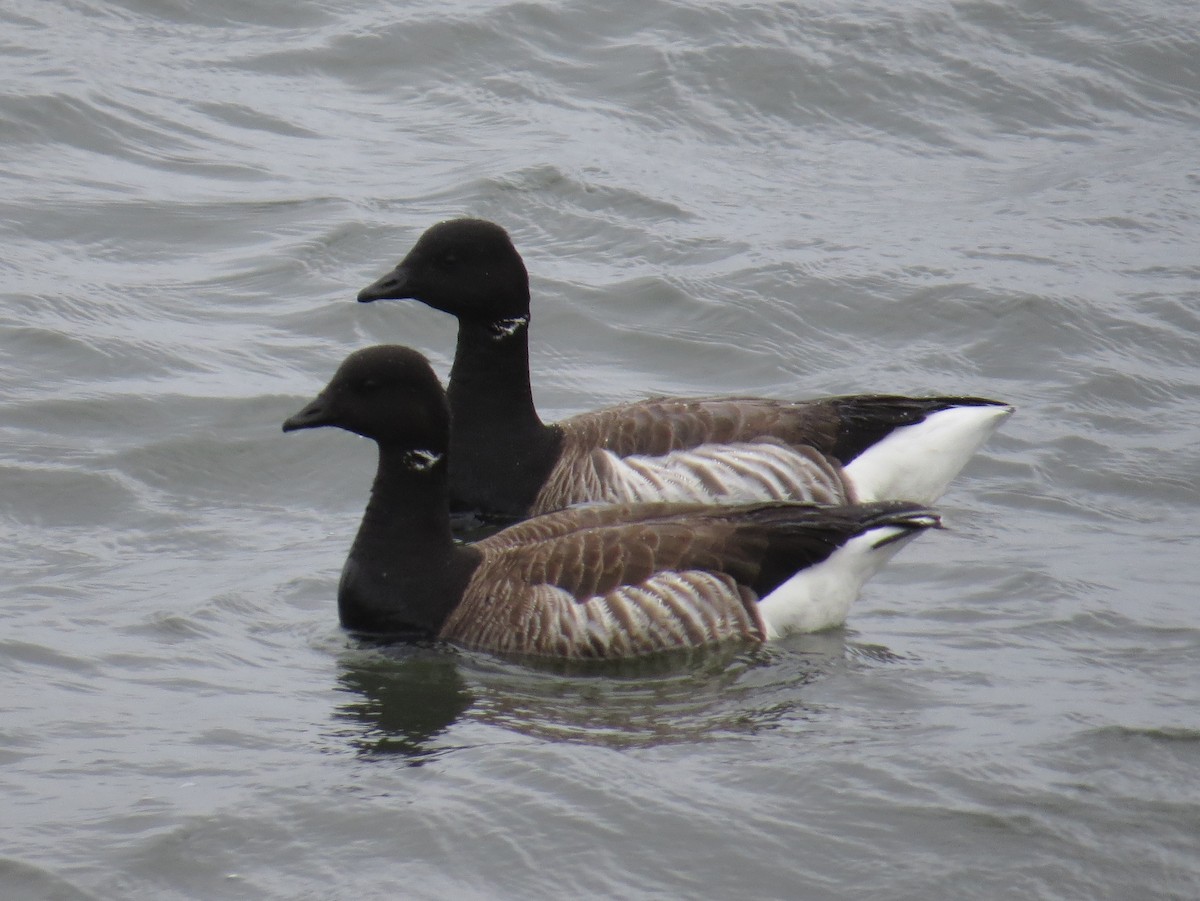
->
357;219;1012;520
283;345;941;659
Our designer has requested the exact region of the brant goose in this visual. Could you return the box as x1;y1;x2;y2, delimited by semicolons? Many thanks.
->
283;345;942;659
358;219;1012;520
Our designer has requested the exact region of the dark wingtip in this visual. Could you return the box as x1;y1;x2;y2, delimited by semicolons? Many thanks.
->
357;266;409;303
869;504;943;548
952;397;1015;413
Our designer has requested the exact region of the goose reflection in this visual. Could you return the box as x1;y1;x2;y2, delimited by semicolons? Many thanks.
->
333;643;472;762
460;630;882;747
332;630;888;755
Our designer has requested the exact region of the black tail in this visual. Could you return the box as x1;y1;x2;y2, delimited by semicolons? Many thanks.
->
828;395;1009;464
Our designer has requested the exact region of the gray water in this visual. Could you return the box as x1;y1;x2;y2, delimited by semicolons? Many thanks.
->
2;0;1198;898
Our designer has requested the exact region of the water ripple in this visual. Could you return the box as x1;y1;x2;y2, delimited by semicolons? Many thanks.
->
3;0;1199;897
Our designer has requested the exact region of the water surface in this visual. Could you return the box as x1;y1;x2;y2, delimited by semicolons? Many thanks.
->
2;0;1198;898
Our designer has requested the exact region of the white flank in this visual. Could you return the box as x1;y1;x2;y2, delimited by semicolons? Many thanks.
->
757;521;933;638
599;442;848;505
844;404;1013;504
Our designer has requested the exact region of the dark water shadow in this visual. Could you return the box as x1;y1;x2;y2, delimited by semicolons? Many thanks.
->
456;630;902;748
332;641;473;764
330;629;900;758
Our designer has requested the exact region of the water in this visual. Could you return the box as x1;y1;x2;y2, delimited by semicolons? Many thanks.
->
3;0;1199;897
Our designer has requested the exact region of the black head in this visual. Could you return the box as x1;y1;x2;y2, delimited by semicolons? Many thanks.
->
357;218;531;321
282;345;450;453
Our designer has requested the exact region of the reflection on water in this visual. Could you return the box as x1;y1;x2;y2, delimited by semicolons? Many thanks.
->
462;644;803;748
332;630;887;757
333;643;473;763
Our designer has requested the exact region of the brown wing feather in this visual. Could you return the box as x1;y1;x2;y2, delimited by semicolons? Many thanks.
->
443;569;763;658
474;501;729;551
522;396;1007;514
558;394;1007;462
441;501;931;658
560;397;842;457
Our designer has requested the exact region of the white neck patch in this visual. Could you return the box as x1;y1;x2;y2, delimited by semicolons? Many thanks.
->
402;449;444;472
490;315;529;340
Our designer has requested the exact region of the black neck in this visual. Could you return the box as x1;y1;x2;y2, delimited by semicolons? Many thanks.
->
447;315;544;435
444;315;563;516
338;446;479;635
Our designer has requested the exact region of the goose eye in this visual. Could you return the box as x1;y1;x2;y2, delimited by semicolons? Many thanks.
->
438;253;458;269
355;378;380;394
